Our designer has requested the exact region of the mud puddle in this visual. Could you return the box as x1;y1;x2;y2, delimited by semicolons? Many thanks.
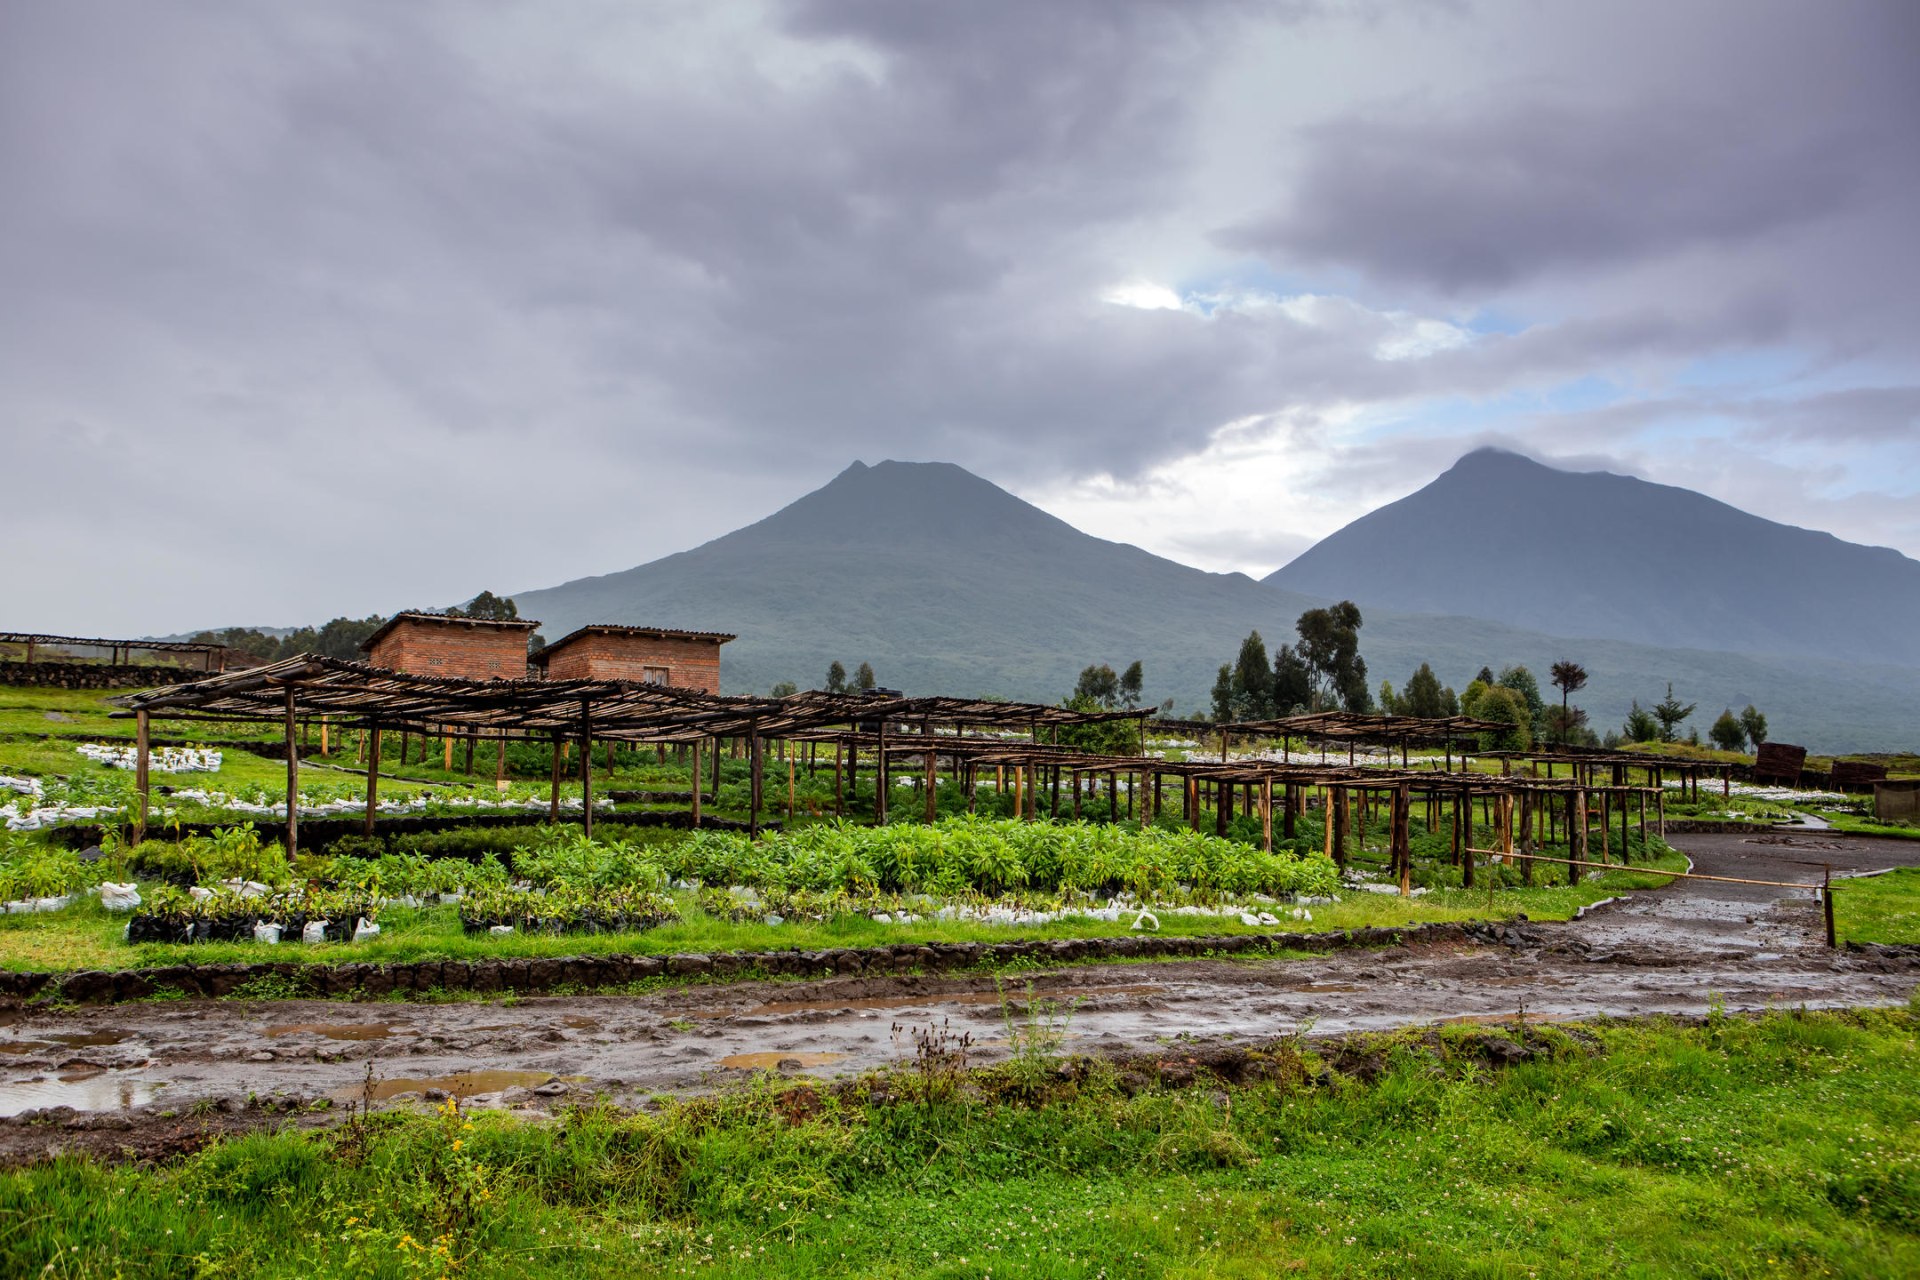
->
349;1069;557;1103
718;1051;846;1071
0;1071;163;1117
266;1023;398;1041
717;983;1162;1020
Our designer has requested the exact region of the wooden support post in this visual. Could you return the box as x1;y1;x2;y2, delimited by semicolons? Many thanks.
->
465;734;475;775
1072;771;1082;819
1657;787;1666;840
875;722;889;825
748;730;763;839
283;686;299;860
1393;784;1410;896
1331;784;1348;868
691;739;703;827
579;702;594;840
443;733;452;771
134;710;150;843
789;753;797;821
400;729;410;766
1443;786;1459;867
364;724;381;835
549;734;563;823
320;718;329;757
1283;783;1296;839
1461;789;1475;889
495;729;508;787
833;743;843;817
1520;791;1534;885
1824;866;1837;948
712;734;723;800
1570;789;1587;885
1261;777;1273;852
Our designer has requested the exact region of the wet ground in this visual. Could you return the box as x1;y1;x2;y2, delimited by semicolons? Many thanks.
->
3;829;1915;1163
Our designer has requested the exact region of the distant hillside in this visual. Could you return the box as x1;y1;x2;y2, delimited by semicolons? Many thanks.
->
512;460;1920;751
1266;447;1920;668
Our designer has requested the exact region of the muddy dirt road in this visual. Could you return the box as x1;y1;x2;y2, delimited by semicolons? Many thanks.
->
3;830;1915;1159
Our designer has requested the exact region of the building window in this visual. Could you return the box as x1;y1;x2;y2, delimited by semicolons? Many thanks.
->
642;666;670;685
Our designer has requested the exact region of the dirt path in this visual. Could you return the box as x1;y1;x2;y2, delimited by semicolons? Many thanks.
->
4;829;1915;1162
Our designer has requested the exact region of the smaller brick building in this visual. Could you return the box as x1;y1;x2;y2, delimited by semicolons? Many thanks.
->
360;612;541;682
531;624;735;693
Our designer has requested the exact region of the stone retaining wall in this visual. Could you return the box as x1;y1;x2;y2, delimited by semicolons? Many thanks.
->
2;921;1486;1005
0;661;205;691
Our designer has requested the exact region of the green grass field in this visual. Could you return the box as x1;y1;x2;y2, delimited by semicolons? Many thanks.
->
2;1007;1916;1277
1836;869;1920;944
0;851;1687;976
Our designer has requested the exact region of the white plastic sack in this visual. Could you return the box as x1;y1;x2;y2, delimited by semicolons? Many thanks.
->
222;879;272;899
32;895;72;913
253;922;283;944
302;920;329;944
352;917;380;942
488;924;514;936
188;886;214;902
99;883;142;911
1130;908;1160;932
1239;911;1261;926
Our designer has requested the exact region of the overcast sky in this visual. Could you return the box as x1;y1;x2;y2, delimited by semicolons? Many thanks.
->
6;0;1916;635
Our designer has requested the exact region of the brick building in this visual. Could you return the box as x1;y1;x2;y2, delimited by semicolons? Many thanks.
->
360;612;541;681
530;624;734;693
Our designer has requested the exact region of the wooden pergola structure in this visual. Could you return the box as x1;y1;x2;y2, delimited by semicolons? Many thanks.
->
1217;710;1511;769
110;655;1150;853
2;631;236;672
112;661;1672;897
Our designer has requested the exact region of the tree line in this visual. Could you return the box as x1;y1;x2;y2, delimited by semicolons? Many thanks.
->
1210;602;1371;722
192;590;527;664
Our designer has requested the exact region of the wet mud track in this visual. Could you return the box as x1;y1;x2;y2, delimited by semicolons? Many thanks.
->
4;830;1916;1162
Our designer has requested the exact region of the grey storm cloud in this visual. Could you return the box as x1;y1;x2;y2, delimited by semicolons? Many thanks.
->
1;0;1915;634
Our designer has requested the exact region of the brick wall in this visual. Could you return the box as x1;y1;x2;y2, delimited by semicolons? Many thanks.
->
542;635;724;693
367;622;531;681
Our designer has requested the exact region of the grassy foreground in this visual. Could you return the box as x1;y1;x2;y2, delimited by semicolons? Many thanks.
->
1836;869;1920;945
0;852;1690;975
4;1007;1918;1277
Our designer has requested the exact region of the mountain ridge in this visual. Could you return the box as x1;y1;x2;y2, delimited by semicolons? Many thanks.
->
508;456;1920;750
1265;447;1920;667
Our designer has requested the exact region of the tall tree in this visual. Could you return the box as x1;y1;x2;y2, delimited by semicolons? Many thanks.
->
1271;644;1313;716
769;680;799;698
1210;664;1235;724
1709;708;1747;752
1473;685;1532;751
1401;663;1448;718
1740;705;1769;747
1497;666;1545;717
1118;660;1144;710
1231;630;1273;720
1073;663;1120;709
1622;700;1659;742
1295;602;1368;712
825;660;848;694
1378;680;1400;715
1550;660;1589;747
1652;683;1697;743
451;590;518;620
854;662;877;692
